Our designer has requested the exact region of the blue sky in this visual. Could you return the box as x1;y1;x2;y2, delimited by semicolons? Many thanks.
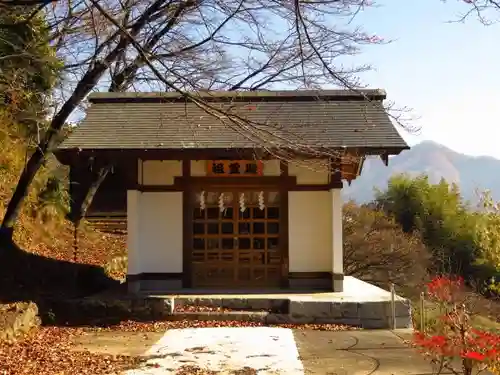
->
351;0;500;158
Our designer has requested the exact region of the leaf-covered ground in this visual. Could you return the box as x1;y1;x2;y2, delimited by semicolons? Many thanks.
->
0;327;142;375
87;319;357;333
0;320;355;374
10;219;127;273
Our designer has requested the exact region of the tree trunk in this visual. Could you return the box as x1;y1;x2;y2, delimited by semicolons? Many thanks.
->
0;59;110;243
0;0;166;243
462;358;473;375
69;165;112;227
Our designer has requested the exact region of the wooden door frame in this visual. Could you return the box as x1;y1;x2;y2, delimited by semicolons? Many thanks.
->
182;174;289;288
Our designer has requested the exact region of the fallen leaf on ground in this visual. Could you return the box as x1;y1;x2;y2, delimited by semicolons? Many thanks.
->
0;318;355;374
86;319;357;332
174;364;259;374
173;305;276;313
0;327;142;375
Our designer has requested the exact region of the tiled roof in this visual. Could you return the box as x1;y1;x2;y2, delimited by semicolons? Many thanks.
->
59;90;408;152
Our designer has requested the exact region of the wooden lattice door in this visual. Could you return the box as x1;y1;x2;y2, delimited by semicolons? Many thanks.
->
191;189;282;288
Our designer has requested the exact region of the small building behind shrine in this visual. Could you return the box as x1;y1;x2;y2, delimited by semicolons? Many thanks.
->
55;90;409;294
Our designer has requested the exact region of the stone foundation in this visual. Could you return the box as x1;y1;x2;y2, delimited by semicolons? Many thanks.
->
115;277;412;329
287;272;344;291
288;299;412;329
288;277;331;290
332;274;344;292
127;278;182;294
137;296;412;329
170;291;412;329
139;279;183;291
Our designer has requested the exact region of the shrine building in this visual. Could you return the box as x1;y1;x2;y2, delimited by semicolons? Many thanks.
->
55;90;408;294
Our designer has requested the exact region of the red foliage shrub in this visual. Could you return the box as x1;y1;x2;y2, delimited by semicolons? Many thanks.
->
413;276;500;375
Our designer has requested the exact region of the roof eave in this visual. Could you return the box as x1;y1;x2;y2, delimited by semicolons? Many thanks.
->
87;89;387;104
54;145;409;166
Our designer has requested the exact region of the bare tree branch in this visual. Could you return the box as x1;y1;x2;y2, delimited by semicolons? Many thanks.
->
1;0;414;237
443;0;500;24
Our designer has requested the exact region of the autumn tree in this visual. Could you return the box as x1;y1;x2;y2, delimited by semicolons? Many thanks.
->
0;4;60;137
0;0;398;242
343;201;429;296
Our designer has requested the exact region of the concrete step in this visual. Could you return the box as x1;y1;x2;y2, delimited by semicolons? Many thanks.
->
165;310;407;329
169;311;271;322
166;311;348;326
86;277;414;330
173;297;290;314
148;296;412;329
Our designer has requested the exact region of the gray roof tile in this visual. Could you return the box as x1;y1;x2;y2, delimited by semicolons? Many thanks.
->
60;90;408;152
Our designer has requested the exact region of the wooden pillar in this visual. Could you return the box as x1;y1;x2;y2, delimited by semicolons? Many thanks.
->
280;160;289;288
331;187;344;292
127;189;141;294
182;159;192;288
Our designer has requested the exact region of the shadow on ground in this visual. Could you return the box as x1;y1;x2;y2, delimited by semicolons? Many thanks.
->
0;239;147;327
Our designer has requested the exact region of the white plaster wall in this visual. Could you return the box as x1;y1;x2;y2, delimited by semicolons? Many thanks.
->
127;191;183;274
127;190;141;275
288;159;329;185
331;188;343;275
139;160;182;185
288;191;332;272
191;160;207;176
262;160;281;176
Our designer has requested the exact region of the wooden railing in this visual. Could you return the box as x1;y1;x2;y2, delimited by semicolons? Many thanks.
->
85;212;127;234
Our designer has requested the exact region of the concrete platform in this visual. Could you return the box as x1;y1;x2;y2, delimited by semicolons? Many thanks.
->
132;277;413;329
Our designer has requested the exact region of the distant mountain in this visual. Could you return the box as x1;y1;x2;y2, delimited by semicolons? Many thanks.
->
343;141;500;204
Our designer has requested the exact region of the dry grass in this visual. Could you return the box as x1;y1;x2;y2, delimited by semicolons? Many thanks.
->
411;289;500;333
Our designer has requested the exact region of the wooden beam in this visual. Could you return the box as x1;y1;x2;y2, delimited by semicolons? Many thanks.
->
54;146;409;165
380;153;389;166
